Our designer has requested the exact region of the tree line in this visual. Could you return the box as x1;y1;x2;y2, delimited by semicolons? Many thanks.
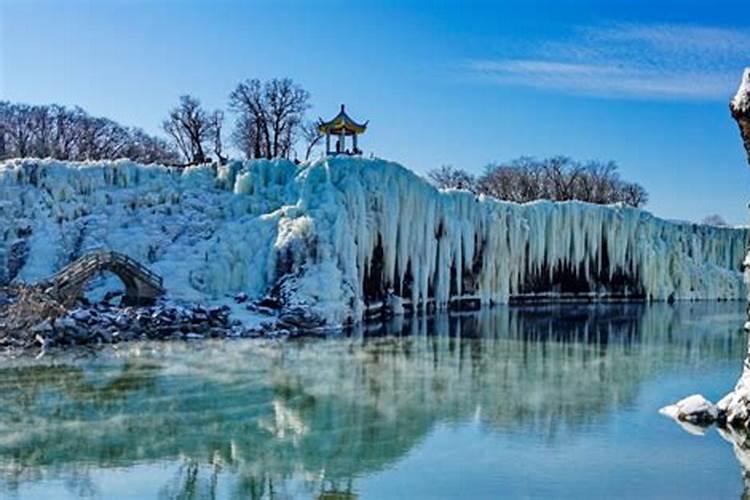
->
0;77;318;166
427;157;649;208
0;102;178;164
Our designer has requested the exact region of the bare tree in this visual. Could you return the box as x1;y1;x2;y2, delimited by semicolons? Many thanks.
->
210;110;227;165
162;95;218;164
576;160;620;204
0;104;6;159
267;78;309;158
617;182;648;208
427;165;476;191
0;101;177;163
229;78;310;159
3;103;35;157
459;156;648;207
477;160;544;202
125;128;179;164
229;79;265;159
301;121;323;161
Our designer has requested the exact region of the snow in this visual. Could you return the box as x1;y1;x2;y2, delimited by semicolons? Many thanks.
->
1;156;747;326
732;67;750;115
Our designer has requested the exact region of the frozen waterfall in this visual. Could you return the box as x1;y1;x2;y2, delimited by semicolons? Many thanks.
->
0;157;746;325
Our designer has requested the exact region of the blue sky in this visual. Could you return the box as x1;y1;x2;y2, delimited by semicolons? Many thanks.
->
1;0;749;223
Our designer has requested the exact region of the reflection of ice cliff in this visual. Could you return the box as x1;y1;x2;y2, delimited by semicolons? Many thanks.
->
0;303;743;497
1;158;746;325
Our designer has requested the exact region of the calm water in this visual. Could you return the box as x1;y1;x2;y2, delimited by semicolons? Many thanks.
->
0;303;748;499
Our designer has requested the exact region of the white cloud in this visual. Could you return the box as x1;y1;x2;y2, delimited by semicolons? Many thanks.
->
470;23;750;100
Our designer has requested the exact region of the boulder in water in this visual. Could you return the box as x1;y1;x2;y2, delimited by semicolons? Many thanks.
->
660;394;719;425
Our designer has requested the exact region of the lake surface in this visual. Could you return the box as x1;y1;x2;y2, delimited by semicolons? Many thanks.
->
0;303;748;499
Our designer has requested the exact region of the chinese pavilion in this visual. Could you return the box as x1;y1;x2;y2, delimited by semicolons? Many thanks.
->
318;105;368;156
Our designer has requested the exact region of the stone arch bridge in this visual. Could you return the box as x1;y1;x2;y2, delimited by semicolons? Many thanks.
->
43;250;165;306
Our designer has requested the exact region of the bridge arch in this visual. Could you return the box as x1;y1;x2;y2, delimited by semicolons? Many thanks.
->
45;251;165;306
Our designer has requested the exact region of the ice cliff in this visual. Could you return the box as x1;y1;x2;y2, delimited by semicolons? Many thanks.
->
0;157;746;326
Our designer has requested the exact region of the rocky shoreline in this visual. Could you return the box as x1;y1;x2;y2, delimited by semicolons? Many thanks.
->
0;285;332;358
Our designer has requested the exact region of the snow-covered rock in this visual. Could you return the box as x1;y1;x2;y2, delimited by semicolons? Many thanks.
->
732;68;750;165
732;68;750;116
718;365;750;428
660;394;718;425
0;157;746;326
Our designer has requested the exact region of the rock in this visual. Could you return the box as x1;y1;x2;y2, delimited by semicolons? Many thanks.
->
257;296;282;309
0;287;298;353
54;317;78;330
660;394;718;425
70;309;91;322
246;303;275;316
30;320;53;333
717;392;735;413
97;329;113;343
209;305;224;315
279;307;326;329
70;326;92;342
234;292;248;304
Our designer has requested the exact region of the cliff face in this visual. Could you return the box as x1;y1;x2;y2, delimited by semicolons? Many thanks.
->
0;157;746;325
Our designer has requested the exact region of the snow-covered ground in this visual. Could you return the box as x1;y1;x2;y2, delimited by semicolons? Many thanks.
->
0;157;746;326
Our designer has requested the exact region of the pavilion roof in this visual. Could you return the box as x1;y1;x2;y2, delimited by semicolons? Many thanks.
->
318;105;368;135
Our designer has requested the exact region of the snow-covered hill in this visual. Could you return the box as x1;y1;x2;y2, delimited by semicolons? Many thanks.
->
0;157;746;326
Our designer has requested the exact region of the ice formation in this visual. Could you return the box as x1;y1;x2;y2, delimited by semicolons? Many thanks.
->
0;157;746;325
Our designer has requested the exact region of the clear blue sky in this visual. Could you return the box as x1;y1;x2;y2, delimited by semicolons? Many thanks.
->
1;0;749;224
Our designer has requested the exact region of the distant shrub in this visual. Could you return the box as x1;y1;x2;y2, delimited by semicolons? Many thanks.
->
702;214;729;227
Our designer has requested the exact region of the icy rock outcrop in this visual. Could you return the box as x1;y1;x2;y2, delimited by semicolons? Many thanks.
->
659;394;719;426
0;157;747;326
720;68;750;429
665;68;750;433
720;355;750;428
732;68;750;164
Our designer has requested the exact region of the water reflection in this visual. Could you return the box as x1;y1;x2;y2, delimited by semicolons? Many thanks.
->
0;302;745;499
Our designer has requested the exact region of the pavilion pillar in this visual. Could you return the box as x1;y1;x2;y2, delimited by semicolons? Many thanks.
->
326;133;331;155
353;134;358;153
340;130;345;154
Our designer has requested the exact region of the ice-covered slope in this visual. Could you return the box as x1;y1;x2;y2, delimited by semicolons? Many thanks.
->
0;157;746;325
